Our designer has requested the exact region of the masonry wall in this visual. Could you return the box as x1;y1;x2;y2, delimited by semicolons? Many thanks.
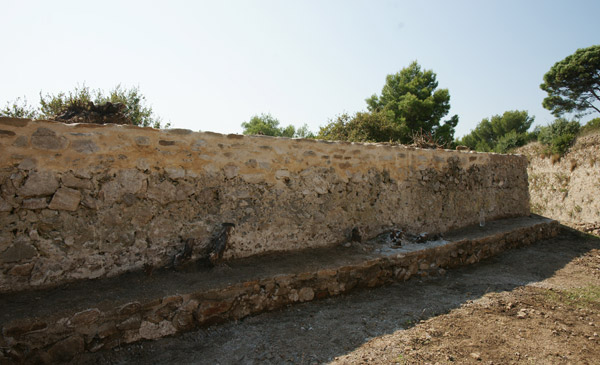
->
0;118;530;293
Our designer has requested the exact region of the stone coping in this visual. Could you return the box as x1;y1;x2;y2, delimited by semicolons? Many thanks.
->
0;216;559;363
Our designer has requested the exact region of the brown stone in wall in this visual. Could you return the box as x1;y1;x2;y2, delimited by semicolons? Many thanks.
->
48;187;81;211
31;127;68;150
0;242;37;263
17;171;59;197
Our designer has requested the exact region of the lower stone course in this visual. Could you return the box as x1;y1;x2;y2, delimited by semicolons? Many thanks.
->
0;216;559;363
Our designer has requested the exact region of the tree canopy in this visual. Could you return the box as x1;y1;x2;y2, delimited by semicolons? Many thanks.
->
540;45;600;117
457;110;535;153
317;112;406;142
241;113;314;138
319;61;458;145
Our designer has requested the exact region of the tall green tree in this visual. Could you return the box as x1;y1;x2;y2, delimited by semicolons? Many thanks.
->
365;61;459;144
540;45;600;117
458;110;535;153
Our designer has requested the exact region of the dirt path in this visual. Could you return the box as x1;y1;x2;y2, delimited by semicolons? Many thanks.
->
74;228;600;364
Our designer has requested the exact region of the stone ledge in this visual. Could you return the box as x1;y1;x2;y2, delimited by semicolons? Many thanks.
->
0;216;559;363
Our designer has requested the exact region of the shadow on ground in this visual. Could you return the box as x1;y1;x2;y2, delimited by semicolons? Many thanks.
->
75;227;600;364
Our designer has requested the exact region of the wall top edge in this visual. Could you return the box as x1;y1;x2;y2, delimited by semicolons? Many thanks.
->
0;116;523;158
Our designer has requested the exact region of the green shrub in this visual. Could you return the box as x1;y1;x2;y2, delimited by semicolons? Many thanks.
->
580;118;600;135
494;130;528;153
537;118;580;157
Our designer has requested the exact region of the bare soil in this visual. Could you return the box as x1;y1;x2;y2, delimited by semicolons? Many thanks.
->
73;228;600;364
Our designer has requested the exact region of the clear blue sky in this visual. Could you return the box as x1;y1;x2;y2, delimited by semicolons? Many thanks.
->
1;0;598;137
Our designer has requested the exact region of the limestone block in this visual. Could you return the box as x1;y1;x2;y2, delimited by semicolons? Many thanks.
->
68;308;101;327
138;320;176;340
0;198;12;212
47;335;84;362
164;166;186;180
48;187;81;211
17;171;59;197
147;180;177;205
0;242;37;263
31;127;68;150
71;139;99;153
61;174;93;190
22;197;48;210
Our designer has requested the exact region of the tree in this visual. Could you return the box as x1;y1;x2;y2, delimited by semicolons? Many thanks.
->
457;110;535;152
365;61;459;144
241;113;293;137
540;45;600;117
318;112;407;142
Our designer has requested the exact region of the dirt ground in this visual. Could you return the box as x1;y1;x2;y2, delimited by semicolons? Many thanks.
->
74;228;600;364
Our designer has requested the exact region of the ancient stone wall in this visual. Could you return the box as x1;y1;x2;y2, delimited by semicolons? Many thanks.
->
518;134;600;235
0;118;530;293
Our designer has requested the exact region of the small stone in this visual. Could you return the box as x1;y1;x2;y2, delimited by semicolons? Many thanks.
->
135;136;150;146
22;197;48;210
71;139;99;153
298;287;315;302
61;174;93;190
470;352;481;360
31;127;68;150
223;164;239;179
48;187;81;211
17;158;37;170
136;158;150;171
118;301;142;316
165;167;186;180
8;262;35;276
172;310;195;331
139;320;177;340
18;171;59;197
0;198;13;212
288;290;299;302
517;310;527;319
13;135;29;147
68;308;101;327
1;242;37;263
0;129;16;137
116;316;142;331
2;318;47;337
47;335;84;362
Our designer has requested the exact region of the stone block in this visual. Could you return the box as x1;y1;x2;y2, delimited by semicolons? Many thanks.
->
17;171;59;197
61;174;93;190
68;308;101;327
1;242;37;263
47;335;84;362
71;139;99;153
48;187;81;211
31;127;68;150
22;197;48;210
139;320;176;340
